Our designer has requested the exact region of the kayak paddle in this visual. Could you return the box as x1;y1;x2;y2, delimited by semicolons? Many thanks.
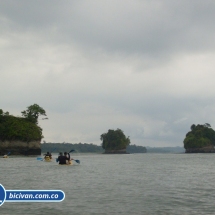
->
68;150;80;164
51;147;57;153
69;149;75;153
74;159;80;164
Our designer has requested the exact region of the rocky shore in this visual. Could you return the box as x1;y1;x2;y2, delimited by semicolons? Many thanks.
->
185;145;215;153
103;149;129;154
0;140;41;155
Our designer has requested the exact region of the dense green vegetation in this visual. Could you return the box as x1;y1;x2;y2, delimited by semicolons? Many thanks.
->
183;123;215;149
0;104;46;141
41;143;147;153
21;104;47;124
100;128;130;150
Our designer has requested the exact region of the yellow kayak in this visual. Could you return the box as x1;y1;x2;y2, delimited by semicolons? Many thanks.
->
59;160;73;165
44;156;52;162
67;160;73;165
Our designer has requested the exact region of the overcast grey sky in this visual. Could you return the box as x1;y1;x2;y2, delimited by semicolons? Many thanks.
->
1;0;215;147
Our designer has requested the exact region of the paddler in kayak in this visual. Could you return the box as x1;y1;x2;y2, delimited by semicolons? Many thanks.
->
44;151;52;161
57;152;70;165
44;151;52;158
64;152;73;165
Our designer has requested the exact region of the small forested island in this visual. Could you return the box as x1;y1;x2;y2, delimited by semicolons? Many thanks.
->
100;128;131;154
183;123;215;153
0;104;47;155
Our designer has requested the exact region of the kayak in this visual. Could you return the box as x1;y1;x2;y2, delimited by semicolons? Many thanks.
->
55;157;80;165
44;156;52;162
67;160;73;165
58;160;73;165
3;155;8;158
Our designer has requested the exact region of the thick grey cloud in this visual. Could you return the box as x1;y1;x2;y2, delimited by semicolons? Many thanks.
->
1;1;215;147
1;1;215;56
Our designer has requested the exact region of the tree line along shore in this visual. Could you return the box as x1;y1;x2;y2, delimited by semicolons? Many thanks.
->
41;143;147;154
1;104;215;155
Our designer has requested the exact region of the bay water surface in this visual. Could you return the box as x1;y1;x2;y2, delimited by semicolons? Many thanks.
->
1;153;215;215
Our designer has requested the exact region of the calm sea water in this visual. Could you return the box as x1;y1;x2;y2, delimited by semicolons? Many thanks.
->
1;153;215;215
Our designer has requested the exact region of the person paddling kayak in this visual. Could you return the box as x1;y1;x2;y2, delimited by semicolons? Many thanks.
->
57;152;70;165
44;151;52;159
64;152;73;165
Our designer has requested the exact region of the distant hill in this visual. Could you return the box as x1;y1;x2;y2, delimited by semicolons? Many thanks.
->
146;146;185;153
41;143;147;154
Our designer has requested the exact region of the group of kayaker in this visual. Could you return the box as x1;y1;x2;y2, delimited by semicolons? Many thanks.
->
44;151;73;165
57;152;73;165
3;151;76;165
